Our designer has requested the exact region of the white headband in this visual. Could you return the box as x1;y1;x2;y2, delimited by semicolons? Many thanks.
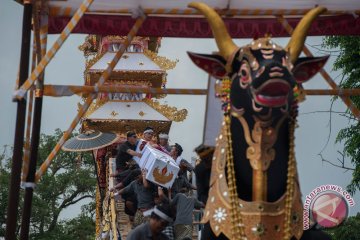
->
144;129;154;134
159;133;169;139
153;207;173;223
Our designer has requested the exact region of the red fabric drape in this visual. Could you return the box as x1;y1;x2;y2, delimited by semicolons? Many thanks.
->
48;14;360;37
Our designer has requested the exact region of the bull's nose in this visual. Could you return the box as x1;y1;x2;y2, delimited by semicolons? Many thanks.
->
269;66;284;77
270;66;283;72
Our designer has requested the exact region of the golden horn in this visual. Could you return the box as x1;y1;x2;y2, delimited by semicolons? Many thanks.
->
286;6;327;63
188;2;237;60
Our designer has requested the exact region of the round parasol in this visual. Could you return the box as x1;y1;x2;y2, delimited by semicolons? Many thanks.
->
62;130;119;152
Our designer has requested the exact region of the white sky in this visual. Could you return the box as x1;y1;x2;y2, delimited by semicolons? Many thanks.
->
0;1;358;218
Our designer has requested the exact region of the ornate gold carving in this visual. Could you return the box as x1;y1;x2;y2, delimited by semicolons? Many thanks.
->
95;185;101;236
202;118;302;240
83;98;108;118
152;166;174;184
82;119;172;135
105;80;152;87
232;113;287;201
85;51;106;70
144;49;178;70
110;111;118;117
86;71;163;87
139;111;145;117
78;35;99;57
143;98;188;122
105;36;149;42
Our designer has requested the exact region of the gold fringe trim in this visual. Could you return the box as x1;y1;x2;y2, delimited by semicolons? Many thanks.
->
95;185;101;237
143;98;188;122
82;98;108;119
85;51;106;70
144;49;178;70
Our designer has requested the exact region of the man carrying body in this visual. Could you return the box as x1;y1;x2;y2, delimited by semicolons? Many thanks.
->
170;143;194;172
157;133;171;154
114;169;157;227
169;143;196;197
137;127;155;152
114;131;142;175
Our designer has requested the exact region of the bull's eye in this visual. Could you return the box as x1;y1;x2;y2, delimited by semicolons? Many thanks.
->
238;62;251;89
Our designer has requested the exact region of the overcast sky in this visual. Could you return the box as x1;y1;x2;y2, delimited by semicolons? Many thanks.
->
1;1;358;217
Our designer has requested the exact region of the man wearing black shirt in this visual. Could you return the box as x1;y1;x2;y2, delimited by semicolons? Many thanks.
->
115;131;142;173
194;144;214;204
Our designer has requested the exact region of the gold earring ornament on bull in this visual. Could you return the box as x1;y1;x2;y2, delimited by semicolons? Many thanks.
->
293;84;306;103
221;76;232;114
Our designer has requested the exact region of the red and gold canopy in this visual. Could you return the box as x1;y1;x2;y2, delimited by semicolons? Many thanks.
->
26;0;360;37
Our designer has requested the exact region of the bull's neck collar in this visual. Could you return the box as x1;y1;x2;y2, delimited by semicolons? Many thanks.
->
231;109;289;202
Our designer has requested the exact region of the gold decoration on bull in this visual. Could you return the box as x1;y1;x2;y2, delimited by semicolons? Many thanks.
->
283;112;297;240
293;84;306;103
144;49;179;70
220;76;232;114
225;115;246;239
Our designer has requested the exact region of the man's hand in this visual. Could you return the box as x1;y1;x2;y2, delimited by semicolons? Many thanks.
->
136;152;142;158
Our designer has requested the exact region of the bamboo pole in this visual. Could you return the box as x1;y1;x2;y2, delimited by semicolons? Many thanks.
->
35;12;147;182
13;0;95;101
20;4;49;238
21;42;36;184
43;85;207;96
304;89;360;96
109;158;118;239
5;2;32;239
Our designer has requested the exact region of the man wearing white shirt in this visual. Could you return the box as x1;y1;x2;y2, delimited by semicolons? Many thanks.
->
170;143;194;172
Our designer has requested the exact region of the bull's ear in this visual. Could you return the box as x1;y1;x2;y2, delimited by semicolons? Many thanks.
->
187;51;227;78
292;55;329;83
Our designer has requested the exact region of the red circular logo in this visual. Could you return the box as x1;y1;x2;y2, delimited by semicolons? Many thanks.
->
310;192;348;228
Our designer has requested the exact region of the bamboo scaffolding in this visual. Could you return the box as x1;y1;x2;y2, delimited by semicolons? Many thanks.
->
35;12;147;182
43;85;207;96
49;6;360;17
21;3;48;184
5;2;32;239
13;0;95;101
20;3;49;238
21;40;36;184
41;85;360;97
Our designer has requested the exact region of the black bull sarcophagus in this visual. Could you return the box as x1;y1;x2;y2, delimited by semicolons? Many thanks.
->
188;2;331;240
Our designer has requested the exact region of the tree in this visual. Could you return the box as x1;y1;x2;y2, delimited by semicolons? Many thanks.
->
325;213;360;240
322;36;360;195
0;129;97;239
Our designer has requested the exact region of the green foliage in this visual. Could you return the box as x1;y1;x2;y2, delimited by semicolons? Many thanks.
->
0;129;96;239
325;213;360;240
322;36;360;195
